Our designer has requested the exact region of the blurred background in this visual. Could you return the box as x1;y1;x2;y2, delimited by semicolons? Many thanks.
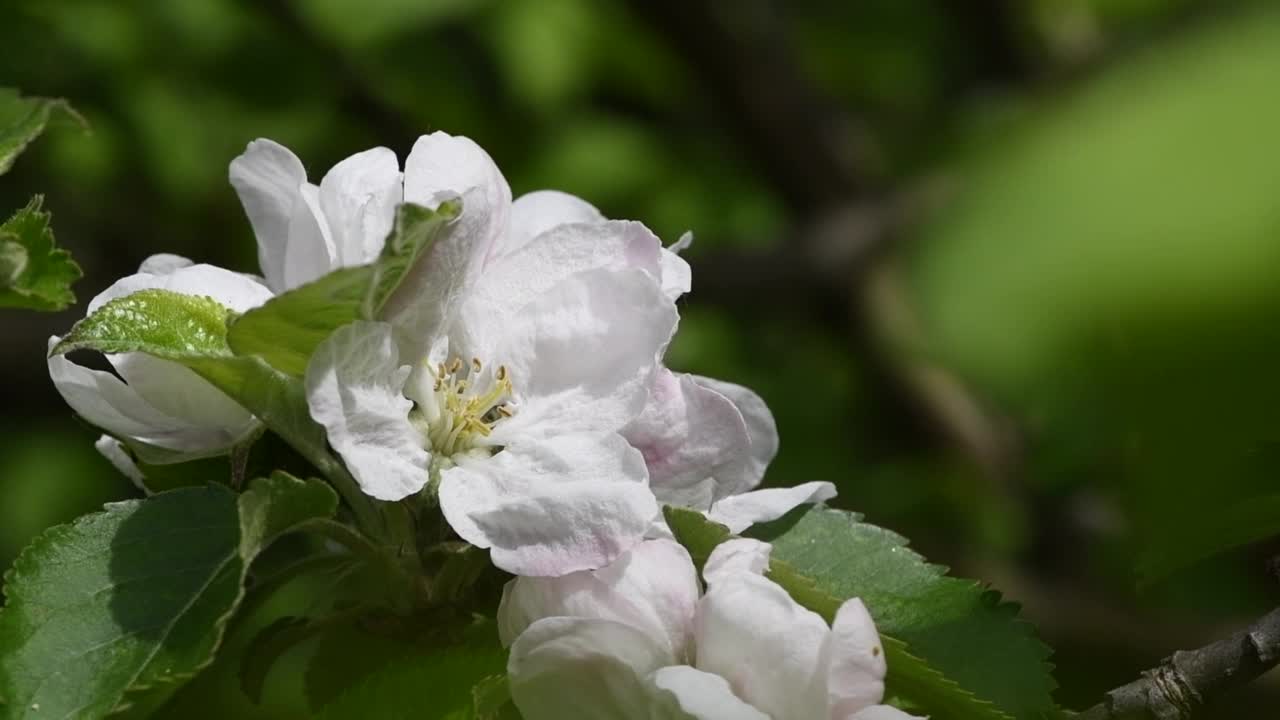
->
3;0;1280;716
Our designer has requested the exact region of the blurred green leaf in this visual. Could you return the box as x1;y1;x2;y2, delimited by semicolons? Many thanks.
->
0;197;81;311
0;88;83;175
665;506;1051;720
0;475;335;719
228;201;458;376
316;633;507;720
1138;492;1280;586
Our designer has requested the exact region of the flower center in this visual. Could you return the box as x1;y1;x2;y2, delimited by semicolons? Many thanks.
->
412;356;514;462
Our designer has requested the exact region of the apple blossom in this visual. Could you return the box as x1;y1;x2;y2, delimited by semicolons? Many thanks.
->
48;257;273;462
500;538;923;720
303;132;680;576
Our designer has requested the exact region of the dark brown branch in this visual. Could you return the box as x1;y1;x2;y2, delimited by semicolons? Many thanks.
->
1077;607;1280;720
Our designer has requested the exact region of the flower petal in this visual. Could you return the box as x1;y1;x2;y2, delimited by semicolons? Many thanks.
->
623;370;750;509
48;339;239;453
498;538;699;663
509;617;668;720
438;433;656;576
694;573;830;720
474;267;677;441
95;435;146;491
319;146;402;266
89;262;274;314
702;538;772;586
823;598;889;718
229;139;329;292
137;253;193;275
383;132;509;359
649;666;770;720
465;220;664;332
280;183;338;289
304;320;428;501
707;481;838;534
501;189;605;260
690;376;779;493
847;706;926;720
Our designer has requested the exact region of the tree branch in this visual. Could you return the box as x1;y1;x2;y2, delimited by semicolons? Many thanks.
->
1077;606;1280;720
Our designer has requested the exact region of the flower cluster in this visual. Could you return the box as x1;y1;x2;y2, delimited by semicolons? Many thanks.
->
47;132;915;718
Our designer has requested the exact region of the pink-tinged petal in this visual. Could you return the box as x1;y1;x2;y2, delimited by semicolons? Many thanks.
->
473;268;677;442
318;146;402;266
702;538;772;586
707;481;838;534
383;132;507;359
501;189;605;260
690;375;779;493
304;321;429;501
438;433;656;576
508;617;667;720
694;573;830;720
659;248;691;300
623;370;750;509
649;666;770;720
498;538;699;663
824;598;890;718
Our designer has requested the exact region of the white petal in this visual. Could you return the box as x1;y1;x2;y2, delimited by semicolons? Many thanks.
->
703;538;772;586
48;339;241;453
465;220;664;333
824;598;889;718
475;268;678;442
649;666;770;720
847;706;926;720
94;435;146;491
498;538;699;663
691;376;779;493
623;370;750;509
229;139;315;292
280;183;339;289
383;132;508;360
501;189;605;260
304;320;428;501
319;146;402;266
90;262;274;314
694;573;830;719
137;253;193;275
659;248;692;301
438;433;656;576
508;617;666;720
708;481;838;534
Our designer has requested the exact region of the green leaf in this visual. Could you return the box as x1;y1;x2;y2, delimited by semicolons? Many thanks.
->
227;201;459;376
666;506;1056;720
0;88;84;176
0;475;336;719
316;641;508;720
0;197;82;311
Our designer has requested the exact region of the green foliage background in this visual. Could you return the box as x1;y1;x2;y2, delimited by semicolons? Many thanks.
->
3;0;1280;716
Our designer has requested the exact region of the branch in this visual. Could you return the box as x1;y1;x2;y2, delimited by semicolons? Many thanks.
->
1077;606;1280;720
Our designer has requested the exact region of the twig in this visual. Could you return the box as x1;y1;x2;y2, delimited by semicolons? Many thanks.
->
1077;607;1280;720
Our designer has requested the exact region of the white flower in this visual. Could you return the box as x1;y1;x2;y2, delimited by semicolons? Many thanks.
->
500;538;924;720
48;257;274;461
301;132;680;576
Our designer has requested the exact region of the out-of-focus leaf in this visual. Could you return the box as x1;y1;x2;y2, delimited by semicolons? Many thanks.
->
0;475;335;718
0;88;83;175
227;201;458;376
667;506;1057;720
1138;492;1280;585
0;197;81;311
